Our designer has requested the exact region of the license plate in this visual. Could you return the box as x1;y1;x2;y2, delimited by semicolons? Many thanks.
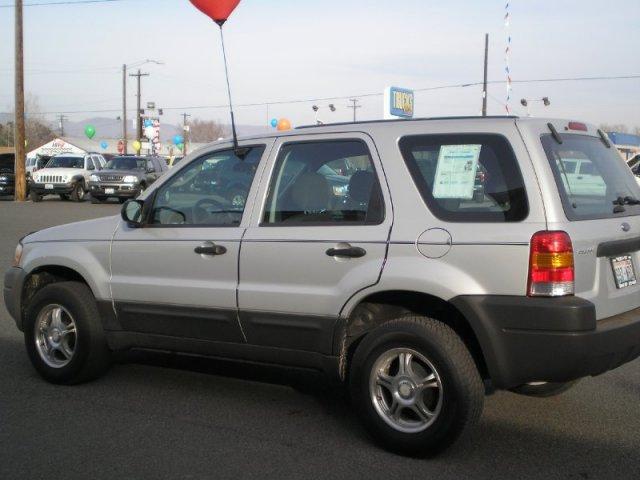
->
105;188;115;194
611;255;637;289
45;184;54;190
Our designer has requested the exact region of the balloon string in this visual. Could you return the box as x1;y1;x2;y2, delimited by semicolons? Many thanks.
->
219;26;239;152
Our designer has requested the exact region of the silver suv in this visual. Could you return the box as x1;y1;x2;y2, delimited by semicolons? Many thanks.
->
4;117;640;456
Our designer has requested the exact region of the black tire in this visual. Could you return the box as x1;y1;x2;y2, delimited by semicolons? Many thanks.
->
349;316;484;457
29;190;42;203
69;182;86;202
59;194;69;201
91;195;106;204
23;281;111;385
118;197;127;204
510;381;578;398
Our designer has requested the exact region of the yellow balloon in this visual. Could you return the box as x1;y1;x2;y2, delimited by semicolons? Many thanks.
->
132;140;142;152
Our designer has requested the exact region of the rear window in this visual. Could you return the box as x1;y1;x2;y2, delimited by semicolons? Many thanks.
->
399;134;528;222
541;134;640;221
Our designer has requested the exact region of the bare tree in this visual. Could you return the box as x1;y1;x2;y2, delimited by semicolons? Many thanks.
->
187;118;229;143
2;94;55;148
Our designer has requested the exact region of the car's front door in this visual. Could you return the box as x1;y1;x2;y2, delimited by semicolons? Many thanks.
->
238;134;392;355
110;143;270;342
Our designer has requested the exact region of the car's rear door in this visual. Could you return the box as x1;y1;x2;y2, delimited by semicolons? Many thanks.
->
237;133;392;355
110;142;272;342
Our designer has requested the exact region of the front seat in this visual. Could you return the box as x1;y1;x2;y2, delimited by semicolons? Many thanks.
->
287;172;331;222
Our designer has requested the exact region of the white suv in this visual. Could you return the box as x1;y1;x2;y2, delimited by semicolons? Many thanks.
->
30;153;106;202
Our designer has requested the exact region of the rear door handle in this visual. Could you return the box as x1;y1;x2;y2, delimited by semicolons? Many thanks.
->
326;246;367;258
195;242;227;256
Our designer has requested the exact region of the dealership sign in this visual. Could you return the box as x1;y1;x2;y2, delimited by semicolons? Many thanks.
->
384;86;414;119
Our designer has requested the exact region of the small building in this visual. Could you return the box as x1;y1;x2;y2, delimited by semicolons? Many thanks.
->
607;132;640;161
26;137;120;160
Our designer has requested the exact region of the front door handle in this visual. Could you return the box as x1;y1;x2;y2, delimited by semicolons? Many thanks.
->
195;242;227;256
326;245;366;258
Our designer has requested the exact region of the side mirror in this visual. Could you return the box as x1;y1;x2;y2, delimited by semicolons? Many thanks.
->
121;199;145;228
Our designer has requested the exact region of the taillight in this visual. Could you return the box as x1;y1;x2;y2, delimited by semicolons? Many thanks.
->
528;231;574;297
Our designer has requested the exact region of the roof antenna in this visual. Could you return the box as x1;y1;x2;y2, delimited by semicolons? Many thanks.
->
217;23;248;159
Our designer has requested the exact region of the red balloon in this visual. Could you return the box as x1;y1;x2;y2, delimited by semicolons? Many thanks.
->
189;0;241;25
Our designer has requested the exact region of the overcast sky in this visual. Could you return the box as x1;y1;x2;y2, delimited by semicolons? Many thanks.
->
0;0;639;129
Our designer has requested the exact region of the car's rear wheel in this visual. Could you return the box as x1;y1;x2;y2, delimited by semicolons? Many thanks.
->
349;316;484;457
29;190;42;202
70;183;85;202
91;195;106;204
24;282;111;385
59;194;69;201
118;197;127;204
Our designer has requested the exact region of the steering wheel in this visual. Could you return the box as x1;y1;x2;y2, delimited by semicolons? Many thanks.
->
193;197;228;224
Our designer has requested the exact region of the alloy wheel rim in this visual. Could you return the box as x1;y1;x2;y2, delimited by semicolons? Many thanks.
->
34;304;77;368
369;347;443;433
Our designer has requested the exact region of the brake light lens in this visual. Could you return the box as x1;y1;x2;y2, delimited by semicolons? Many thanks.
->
528;231;574;297
567;121;588;132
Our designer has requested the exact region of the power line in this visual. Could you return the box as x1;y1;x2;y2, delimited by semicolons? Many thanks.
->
0;0;141;8
2;73;639;116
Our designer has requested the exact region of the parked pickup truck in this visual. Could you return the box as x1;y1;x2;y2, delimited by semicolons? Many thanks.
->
4;117;640;456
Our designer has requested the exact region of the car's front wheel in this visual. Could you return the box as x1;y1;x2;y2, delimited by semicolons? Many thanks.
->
24;281;111;385
29;190;42;202
69;183;85;202
349;316;484;457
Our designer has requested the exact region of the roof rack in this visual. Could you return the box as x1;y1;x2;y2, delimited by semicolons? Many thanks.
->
296;115;518;130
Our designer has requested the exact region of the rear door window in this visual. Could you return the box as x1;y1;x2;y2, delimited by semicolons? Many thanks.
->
399;134;528;222
262;140;384;225
541;134;640;220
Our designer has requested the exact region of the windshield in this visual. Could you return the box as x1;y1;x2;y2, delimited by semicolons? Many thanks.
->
105;157;146;171
46;156;84;169
542;134;640;220
0;154;14;172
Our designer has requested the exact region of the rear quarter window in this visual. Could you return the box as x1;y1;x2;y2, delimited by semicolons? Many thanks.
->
399;134;529;222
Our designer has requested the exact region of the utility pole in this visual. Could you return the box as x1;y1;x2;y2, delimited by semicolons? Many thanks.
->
129;69;149;152
58;114;68;137
14;0;26;201
181;112;191;156
122;64;128;154
348;98;361;123
482;33;489;117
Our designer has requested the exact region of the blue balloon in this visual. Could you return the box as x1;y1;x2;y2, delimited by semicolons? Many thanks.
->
270;118;278;128
173;135;184;146
100;141;108;149
144;119;153;127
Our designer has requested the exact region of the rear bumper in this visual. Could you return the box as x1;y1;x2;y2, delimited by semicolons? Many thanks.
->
30;182;74;194
451;295;640;389
3;267;25;331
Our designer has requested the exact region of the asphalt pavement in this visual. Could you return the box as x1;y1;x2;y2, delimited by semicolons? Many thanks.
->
1;197;639;479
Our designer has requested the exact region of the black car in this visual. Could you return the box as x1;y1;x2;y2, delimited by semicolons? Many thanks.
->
89;155;167;203
0;153;15;198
